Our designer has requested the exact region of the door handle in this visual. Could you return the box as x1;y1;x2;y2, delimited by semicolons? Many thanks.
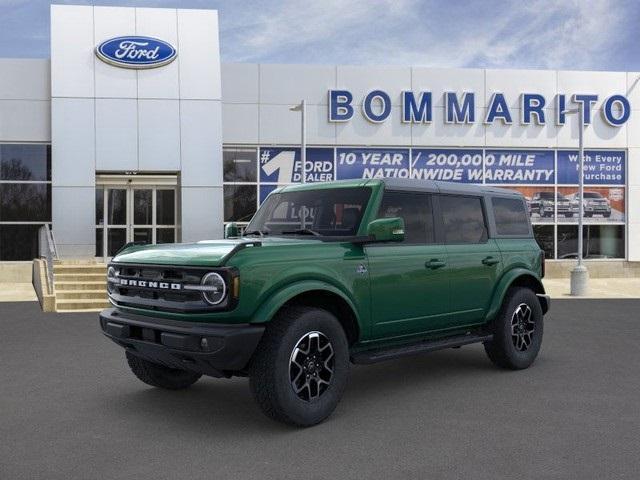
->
425;259;446;269
482;256;500;266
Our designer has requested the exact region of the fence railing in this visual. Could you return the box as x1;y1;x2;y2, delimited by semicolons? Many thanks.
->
39;225;58;292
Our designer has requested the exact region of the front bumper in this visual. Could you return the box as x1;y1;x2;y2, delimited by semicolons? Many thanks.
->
99;308;264;377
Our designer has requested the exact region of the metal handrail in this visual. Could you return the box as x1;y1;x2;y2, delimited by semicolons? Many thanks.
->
39;225;58;293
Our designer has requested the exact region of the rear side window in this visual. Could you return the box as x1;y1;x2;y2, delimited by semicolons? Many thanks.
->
440;195;487;244
378;191;434;244
492;197;530;236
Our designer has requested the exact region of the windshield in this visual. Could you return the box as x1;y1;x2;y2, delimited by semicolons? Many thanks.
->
584;192;603;198
245;187;372;237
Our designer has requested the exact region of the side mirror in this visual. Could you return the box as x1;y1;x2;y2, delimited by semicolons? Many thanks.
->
366;217;405;242
224;222;239;239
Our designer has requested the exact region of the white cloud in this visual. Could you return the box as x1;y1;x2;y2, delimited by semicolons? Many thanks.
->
220;0;630;71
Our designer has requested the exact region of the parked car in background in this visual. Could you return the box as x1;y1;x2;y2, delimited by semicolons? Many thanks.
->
568;191;612;218
530;191;579;218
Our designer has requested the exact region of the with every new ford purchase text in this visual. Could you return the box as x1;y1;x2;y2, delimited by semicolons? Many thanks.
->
100;179;550;426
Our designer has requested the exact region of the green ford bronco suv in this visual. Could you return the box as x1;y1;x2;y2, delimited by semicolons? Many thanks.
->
100;179;549;426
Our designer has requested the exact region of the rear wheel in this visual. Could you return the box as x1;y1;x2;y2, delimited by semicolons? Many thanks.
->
249;306;350;427
484;287;543;370
125;351;202;390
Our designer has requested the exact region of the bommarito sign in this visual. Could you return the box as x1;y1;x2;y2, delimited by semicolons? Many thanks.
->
328;90;631;127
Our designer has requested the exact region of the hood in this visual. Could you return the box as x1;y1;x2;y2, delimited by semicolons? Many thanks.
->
112;237;322;267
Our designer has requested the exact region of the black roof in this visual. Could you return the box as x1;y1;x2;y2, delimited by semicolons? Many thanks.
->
380;178;523;198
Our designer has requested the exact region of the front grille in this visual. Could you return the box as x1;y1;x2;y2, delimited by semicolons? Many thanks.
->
108;263;236;313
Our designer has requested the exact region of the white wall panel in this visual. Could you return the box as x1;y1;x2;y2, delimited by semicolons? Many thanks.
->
259;104;301;144
412;107;486;147
485;109;558;148
221;63;259;103
411;67;485;107
93;6;137;98
306;104;336;145
557;70;627;111
138;99;180;171
0;100;51;142
556;111;627;149
260;64;335;105
181;187;223;241
485;69;557;109
177;9;221;100
95;99;137;171
0;59;50;100
51;98;95;187
136;7;180;99
181;100;223;186
625;108;640;148
336;106;411;146
336;66;410;106
51;5;94;98
627;148;640;186
52;186;95;248
222;103;259;144
625;72;640;106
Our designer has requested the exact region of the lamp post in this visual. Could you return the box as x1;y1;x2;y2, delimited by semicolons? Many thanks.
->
289;100;306;183
564;103;589;295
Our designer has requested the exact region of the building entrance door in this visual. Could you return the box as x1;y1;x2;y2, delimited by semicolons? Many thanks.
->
95;175;178;258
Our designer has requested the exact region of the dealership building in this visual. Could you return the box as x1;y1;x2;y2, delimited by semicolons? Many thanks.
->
0;4;639;267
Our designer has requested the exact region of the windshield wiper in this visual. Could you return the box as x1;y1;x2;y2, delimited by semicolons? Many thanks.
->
243;229;269;237
281;228;321;237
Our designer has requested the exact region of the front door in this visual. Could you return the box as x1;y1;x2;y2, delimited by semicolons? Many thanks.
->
366;191;450;340
96;178;178;258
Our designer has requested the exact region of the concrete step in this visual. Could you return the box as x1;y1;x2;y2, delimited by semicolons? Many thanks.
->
54;259;105;265
56;281;106;291
54;273;106;282
55;290;108;300
55;298;110;311
53;264;107;275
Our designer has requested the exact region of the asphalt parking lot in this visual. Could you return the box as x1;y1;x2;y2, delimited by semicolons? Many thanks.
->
1;300;639;480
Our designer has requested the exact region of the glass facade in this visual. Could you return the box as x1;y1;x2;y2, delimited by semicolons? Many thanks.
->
0;144;51;260
222;145;626;260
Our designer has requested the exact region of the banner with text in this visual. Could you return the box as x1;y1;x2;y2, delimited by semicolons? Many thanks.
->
336;148;410;179
410;149;483;183
260;147;335;183
557;150;625;185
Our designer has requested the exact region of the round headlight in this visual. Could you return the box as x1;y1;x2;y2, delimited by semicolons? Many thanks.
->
201;272;226;305
107;267;117;294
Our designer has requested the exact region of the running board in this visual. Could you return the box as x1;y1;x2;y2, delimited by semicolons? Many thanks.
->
350;333;493;365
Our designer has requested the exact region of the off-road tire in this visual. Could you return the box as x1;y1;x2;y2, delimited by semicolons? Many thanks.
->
126;351;202;390
484;287;543;370
249;306;350;427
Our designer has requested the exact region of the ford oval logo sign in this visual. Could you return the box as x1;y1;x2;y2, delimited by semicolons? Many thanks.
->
95;36;177;69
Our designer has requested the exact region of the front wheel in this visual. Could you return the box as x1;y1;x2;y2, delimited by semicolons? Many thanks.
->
484;287;543;370
126;351;202;390
249;307;350;427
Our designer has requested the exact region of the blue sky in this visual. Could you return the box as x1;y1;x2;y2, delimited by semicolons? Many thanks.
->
0;0;638;71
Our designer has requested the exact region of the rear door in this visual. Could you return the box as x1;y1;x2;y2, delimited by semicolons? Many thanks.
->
366;191;450;339
439;194;503;327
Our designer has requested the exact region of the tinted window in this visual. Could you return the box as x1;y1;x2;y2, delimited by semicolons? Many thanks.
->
440;195;487;244
246;187;371;237
378;191;434;244
0;144;51;181
0;183;51;221
492;197;530;236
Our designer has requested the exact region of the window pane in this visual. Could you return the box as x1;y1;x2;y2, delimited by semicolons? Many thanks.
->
492;197;530;235
557;225;624;259
378;191;434;244
224;185;257;222
133;190;153;225
0;224;41;260
96;228;104;257
156;189;175;225
533;225;554;259
107;189;126;225
156;228;175;244
133;228;152;244
0;144;51;181
96;188;104;226
0;183;51;221
107;228;127;256
223;148;257;182
440;195;487;244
